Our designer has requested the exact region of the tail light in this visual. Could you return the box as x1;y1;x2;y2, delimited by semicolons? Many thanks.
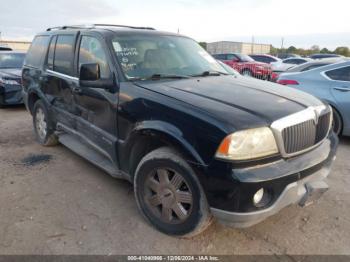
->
277;79;299;85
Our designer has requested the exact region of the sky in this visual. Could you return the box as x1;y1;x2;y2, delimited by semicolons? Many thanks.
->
0;0;349;49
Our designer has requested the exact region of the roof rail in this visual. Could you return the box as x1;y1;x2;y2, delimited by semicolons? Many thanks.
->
93;24;155;30
46;24;155;31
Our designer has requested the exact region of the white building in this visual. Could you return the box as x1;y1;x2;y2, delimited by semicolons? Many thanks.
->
207;41;271;55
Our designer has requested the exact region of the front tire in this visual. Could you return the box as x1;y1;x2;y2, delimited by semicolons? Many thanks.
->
33;100;59;146
134;147;212;237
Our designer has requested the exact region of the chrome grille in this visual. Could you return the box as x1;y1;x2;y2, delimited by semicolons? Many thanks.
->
281;111;331;154
271;106;332;157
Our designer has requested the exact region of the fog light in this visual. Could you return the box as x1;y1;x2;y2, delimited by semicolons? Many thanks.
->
253;188;264;206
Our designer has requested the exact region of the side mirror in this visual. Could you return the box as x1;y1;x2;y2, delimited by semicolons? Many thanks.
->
80;63;100;81
79;63;115;89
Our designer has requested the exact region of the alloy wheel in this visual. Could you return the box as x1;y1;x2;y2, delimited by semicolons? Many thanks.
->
35;107;47;140
144;168;193;224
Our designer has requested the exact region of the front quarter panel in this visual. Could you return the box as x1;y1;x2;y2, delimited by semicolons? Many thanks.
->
117;82;232;173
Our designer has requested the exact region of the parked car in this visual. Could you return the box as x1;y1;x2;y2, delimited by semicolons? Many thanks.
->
249;54;281;64
212;53;272;80
309;53;344;60
217;60;239;76
0;46;12;51
286;58;346;73
277;60;350;136
23;24;338;237
271;57;312;72
0;51;26;107
276;53;300;59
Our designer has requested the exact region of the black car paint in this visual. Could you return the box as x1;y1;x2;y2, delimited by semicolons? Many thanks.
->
0;68;23;105
22;28;338;213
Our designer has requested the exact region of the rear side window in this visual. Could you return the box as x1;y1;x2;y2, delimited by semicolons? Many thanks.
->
25;36;50;68
78;36;111;79
325;66;350;81
54;35;75;75
47;35;57;70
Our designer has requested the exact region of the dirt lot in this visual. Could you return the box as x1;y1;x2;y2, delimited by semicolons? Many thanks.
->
0;106;349;255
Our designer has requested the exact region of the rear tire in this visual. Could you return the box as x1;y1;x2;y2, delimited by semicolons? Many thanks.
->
332;107;343;136
33;100;59;146
134;147;212;237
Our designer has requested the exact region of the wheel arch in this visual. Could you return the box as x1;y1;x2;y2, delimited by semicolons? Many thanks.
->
27;89;51;115
322;99;344;134
121;121;207;179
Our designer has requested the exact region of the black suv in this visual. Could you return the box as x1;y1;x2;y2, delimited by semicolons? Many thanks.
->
22;24;338;237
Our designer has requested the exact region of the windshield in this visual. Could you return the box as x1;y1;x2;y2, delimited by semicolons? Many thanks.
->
236;54;254;62
217;61;239;76
111;35;226;80
0;53;25;68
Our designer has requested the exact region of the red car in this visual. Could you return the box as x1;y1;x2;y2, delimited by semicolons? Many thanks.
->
213;53;272;80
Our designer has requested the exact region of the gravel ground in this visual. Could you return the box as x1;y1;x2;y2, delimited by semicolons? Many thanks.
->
0;106;349;255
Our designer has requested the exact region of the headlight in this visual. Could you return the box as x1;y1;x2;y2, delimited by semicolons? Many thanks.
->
215;127;279;161
0;78;19;85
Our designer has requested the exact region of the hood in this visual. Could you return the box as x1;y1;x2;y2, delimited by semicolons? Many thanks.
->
0;68;22;79
135;75;323;130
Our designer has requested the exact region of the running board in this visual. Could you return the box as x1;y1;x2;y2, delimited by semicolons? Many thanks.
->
58;133;125;179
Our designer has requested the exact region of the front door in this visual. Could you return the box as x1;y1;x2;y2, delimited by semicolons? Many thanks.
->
73;34;119;167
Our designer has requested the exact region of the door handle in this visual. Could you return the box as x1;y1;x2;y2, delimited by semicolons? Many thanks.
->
333;86;350;92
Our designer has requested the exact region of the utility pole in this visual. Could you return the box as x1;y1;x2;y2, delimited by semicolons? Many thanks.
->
251;35;255;54
281;37;284;50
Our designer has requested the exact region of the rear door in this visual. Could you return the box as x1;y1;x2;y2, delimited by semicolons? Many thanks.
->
73;33;119;167
325;66;350;128
44;33;79;130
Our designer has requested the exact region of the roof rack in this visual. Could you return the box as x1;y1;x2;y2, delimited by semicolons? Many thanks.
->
46;24;155;31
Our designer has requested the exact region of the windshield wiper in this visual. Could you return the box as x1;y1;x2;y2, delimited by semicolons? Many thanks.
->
146;74;190;80
191;71;228;77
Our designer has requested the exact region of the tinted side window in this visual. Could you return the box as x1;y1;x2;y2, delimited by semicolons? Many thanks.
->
47;35;57;70
301;64;326;72
294;59;306;65
284;59;296;64
25;36;50;68
78;36;111;79
226;54;236;60
54;35;75;75
213;54;224;60
326;66;350;81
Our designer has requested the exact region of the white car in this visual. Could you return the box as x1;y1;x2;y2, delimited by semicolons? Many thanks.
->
271;57;312;72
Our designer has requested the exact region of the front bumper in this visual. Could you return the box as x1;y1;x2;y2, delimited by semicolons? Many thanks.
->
211;162;333;227
209;133;338;228
0;84;23;105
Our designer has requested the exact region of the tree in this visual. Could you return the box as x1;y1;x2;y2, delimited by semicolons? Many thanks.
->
320;48;331;54
287;46;297;53
334;46;350;57
198;42;207;50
